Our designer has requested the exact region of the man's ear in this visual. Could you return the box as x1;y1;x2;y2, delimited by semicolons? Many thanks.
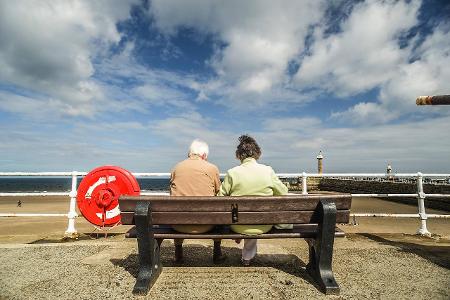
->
201;153;207;160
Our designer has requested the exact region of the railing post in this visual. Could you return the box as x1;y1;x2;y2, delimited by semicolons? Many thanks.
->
302;172;308;195
416;172;431;237
64;171;79;238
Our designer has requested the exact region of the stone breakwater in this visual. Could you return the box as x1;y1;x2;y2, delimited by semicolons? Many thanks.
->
286;178;450;211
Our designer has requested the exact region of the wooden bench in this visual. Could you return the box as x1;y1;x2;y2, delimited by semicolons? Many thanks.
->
119;194;352;295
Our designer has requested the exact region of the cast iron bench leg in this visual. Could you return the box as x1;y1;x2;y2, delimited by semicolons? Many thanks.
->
213;239;223;263
133;201;162;295
306;200;340;295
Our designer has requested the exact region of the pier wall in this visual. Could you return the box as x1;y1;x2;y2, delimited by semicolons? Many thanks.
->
318;178;450;211
285;178;450;211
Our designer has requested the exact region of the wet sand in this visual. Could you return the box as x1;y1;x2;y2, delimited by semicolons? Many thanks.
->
0;196;449;299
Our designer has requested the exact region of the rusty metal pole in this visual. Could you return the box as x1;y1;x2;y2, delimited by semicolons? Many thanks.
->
416;95;450;105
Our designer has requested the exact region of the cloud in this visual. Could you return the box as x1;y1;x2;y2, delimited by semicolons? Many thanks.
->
1;106;449;173
0;90;101;118
331;24;450;124
254;115;450;173
0;0;138;117
263;117;322;132
133;83;191;108
150;0;325;102
94;43;206;113
149;112;235;151
330;102;398;125
1;0;449;174
295;0;420;96
379;26;450;114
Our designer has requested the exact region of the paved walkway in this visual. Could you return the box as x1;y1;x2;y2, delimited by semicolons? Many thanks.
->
0;234;449;299
0;196;449;299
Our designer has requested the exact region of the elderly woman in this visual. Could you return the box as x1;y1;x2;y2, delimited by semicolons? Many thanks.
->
218;135;289;266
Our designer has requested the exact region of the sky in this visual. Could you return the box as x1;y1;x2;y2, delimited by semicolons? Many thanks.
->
0;0;449;173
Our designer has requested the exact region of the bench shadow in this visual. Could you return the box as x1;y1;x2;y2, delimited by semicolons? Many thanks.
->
110;243;317;287
360;233;450;270
28;232;125;244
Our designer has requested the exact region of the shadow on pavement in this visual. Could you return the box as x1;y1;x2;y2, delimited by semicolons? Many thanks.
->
111;243;317;287
29;232;125;244
360;233;450;269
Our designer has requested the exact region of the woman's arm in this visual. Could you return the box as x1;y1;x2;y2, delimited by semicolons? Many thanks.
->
218;172;233;196
271;168;288;195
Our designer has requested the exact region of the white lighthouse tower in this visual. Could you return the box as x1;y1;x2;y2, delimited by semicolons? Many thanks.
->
317;150;324;175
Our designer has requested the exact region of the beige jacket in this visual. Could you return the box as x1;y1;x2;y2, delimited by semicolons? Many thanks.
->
170;155;220;233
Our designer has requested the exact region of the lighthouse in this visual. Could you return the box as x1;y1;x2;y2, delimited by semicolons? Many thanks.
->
317;150;324;175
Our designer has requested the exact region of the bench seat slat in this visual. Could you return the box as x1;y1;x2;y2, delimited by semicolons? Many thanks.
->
125;225;346;239
120;210;350;225
119;195;352;212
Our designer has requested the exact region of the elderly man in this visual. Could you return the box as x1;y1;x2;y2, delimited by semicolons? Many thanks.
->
170;139;225;263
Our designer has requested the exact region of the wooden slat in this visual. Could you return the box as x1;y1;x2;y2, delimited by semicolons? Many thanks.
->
125;224;346;239
119;194;352;212
120;210;350;225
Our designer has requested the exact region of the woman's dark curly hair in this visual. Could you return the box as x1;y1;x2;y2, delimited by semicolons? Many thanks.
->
235;135;261;161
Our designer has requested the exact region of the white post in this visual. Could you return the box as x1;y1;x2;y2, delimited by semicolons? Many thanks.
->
416;172;431;237
302;172;308;195
64;171;79;238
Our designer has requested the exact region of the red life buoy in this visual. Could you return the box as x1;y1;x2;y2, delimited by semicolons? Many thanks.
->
77;166;140;226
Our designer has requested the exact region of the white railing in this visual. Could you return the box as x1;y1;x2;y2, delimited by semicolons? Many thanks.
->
0;171;449;238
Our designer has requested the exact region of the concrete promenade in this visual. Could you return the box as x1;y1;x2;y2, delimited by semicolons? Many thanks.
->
0;196;449;299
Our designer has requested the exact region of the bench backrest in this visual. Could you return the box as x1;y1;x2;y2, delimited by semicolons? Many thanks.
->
119;194;352;226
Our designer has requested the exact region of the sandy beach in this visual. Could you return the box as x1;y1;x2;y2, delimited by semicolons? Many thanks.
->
0;196;449;299
1;195;449;241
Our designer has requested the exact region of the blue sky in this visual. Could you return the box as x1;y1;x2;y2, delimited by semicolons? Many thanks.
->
0;0;449;173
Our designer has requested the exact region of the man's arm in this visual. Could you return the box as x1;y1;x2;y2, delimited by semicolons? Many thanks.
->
213;167;221;195
169;169;175;196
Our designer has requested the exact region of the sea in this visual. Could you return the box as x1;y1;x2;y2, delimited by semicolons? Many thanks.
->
0;177;170;193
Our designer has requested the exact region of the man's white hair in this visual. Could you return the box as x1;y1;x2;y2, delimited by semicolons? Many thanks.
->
189;139;209;157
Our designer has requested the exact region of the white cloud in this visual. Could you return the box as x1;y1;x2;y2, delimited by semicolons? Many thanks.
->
292;0;450;124
255;115;450;173
330;102;398;125
1;107;449;173
331;24;450;124
0;91;99;118
0;0;138;117
263;117;322;132
150;0;325;99
295;0;420;96
133;83;191;108
1;0;448;174
379;26;450;114
95;44;205;112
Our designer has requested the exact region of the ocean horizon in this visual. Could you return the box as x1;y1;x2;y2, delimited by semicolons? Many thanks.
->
0;177;171;193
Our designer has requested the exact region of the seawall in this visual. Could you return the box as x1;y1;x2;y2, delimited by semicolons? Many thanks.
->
286;178;450;211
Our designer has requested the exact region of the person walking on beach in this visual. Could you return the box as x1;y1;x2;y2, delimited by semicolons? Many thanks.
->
219;135;289;266
170;139;225;263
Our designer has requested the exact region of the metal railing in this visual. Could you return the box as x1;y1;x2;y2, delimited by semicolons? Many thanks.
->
0;171;449;238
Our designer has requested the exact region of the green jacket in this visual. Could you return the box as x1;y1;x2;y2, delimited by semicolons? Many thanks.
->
218;158;289;235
